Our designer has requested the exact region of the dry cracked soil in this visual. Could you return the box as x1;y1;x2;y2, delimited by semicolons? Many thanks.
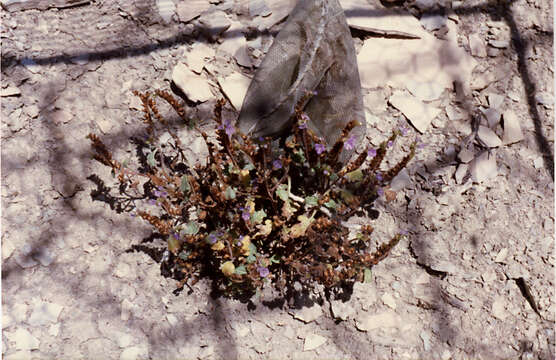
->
1;0;554;359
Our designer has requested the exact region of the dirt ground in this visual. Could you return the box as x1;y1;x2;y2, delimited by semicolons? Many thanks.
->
1;0;554;359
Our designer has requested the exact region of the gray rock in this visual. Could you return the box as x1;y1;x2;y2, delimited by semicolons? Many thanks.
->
156;0;175;23
469;150;497;183
468;33;487;57
198;10;231;39
176;0;210;23
171;63;213;103
1;86;21;97
502;110;523;145
249;0;271;17
238;0;365;164
481;107;500;128
420;14;447;32
29;301;63;326
1;0;89;11
390;168;411;191
477;125;502;148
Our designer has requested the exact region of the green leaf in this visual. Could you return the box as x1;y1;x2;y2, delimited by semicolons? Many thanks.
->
122;158;130;168
180;175;190;194
224;186;236;200
147;149;158;167
178;250;190;260
363;268;372;283
346;169;363;182
324;199;337;209
168;236;180;254
234;265;247;275
329;173;339;182
183;221;199;235
246;254;256;264
305;196;318;207
269;255;280;264
250;209;266;224
248;242;257;257
276;184;289;202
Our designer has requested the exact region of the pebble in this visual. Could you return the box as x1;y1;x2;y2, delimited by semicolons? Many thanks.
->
481;107;501;128
454;163;469;184
24;104;40;118
5;328;40;350
29;301;63;326
289;303;323;323
156;0;175;23
535;91;553;108
21;58;40;74
171;63;213;103
356;311;400;332
176;0;210;23
15;243;38;269
219;23;252;68
420;14;447;32
502;110;524;145
489;39;510;49
420;331;432;351
445;104;464;121
48;323;60;337
249;0;271;17
468;33;487;57
492;298;508;320
198;10;231;39
185;43;215;74
303;333;327;351
217;72;251;110
469;150;497;183
458;147;474;163
495;248;509;263
1;86;21;97
330;299;355;321
70;54;89;65
117;333;134;348
166;314;178;326
389;91;441;133
390;168;411;191
477;125;502;148
488;93;505;109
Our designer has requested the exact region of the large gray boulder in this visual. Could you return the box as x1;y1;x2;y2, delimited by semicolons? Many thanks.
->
237;0;365;163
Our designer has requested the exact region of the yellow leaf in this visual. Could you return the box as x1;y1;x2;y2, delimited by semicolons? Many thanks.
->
255;219;272;238
240;236;251;256
221;261;235;277
289;215;313;238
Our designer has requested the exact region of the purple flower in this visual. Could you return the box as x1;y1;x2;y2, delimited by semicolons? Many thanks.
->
323;170;329;176
377;187;384;196
315;143;326;155
387;140;393;148
148;199;157;205
130;212;137;217
375;172;383;182
223;119;235;137
242;210;251;222
257;266;270;278
272;159;282;170
172;232;180;240
258;136;265;142
344;135;356;151
417;142;425;150
400;126;409;136
153;187;167;198
367;148;377;158
399;229;409;236
207;232;218;244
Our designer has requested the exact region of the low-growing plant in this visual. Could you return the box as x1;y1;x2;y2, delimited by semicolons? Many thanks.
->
87;89;416;298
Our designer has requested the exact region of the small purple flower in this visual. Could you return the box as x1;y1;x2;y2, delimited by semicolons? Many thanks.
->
417;142;425;150
387;140;393;148
148;199;157;205
375;172;383;182
223;119;235;137
367;148;377;158
272;159;282;170
323;170;329;176
242;210;251;222
399;229;409;236
258;136;264;142
257;266;270;278
344;135;356;151
130;212;137;217
315;143;326;155
153;188;167;198
207;233;218;244
400;126;409;136
172;232;180;240
300;113;310;123
377;187;384;196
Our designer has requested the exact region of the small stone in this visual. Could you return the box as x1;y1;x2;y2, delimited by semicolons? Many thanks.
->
176;0;210;23
5;328;40;350
117;333;134;348
249;0;271;17
495;248;508;263
114;262;131;278
492;298;507;320
489;39;510;49
217;72;251;110
533;156;543;169
406;80;445;101
70;54;89;65
487;47;500;57
469;150;497;183
488;93;505;109
303;333;327;351
198;10;231;39
477;125;502;148
454;163;469;184
390;168;411;191
1;86;21;96
29;301;63;325
468;33;487;57
24;104;40;118
481;107;501;128
481;270;497;283
445;104;464;121
330;300;355;321
420;331;431;351
458;147;474;163
389;91;441;133
157;0;175;23
166;314;178;326
51;109;73;124
172;63;213;103
48;323;60;337
120;346;148;360
502;110;523;145
420;14;447;32
381;293;397;310
2;238;16;260
289;303;323;323
356;311;400;332
185;43;215;74
219;23;252;67
15;244;38;269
